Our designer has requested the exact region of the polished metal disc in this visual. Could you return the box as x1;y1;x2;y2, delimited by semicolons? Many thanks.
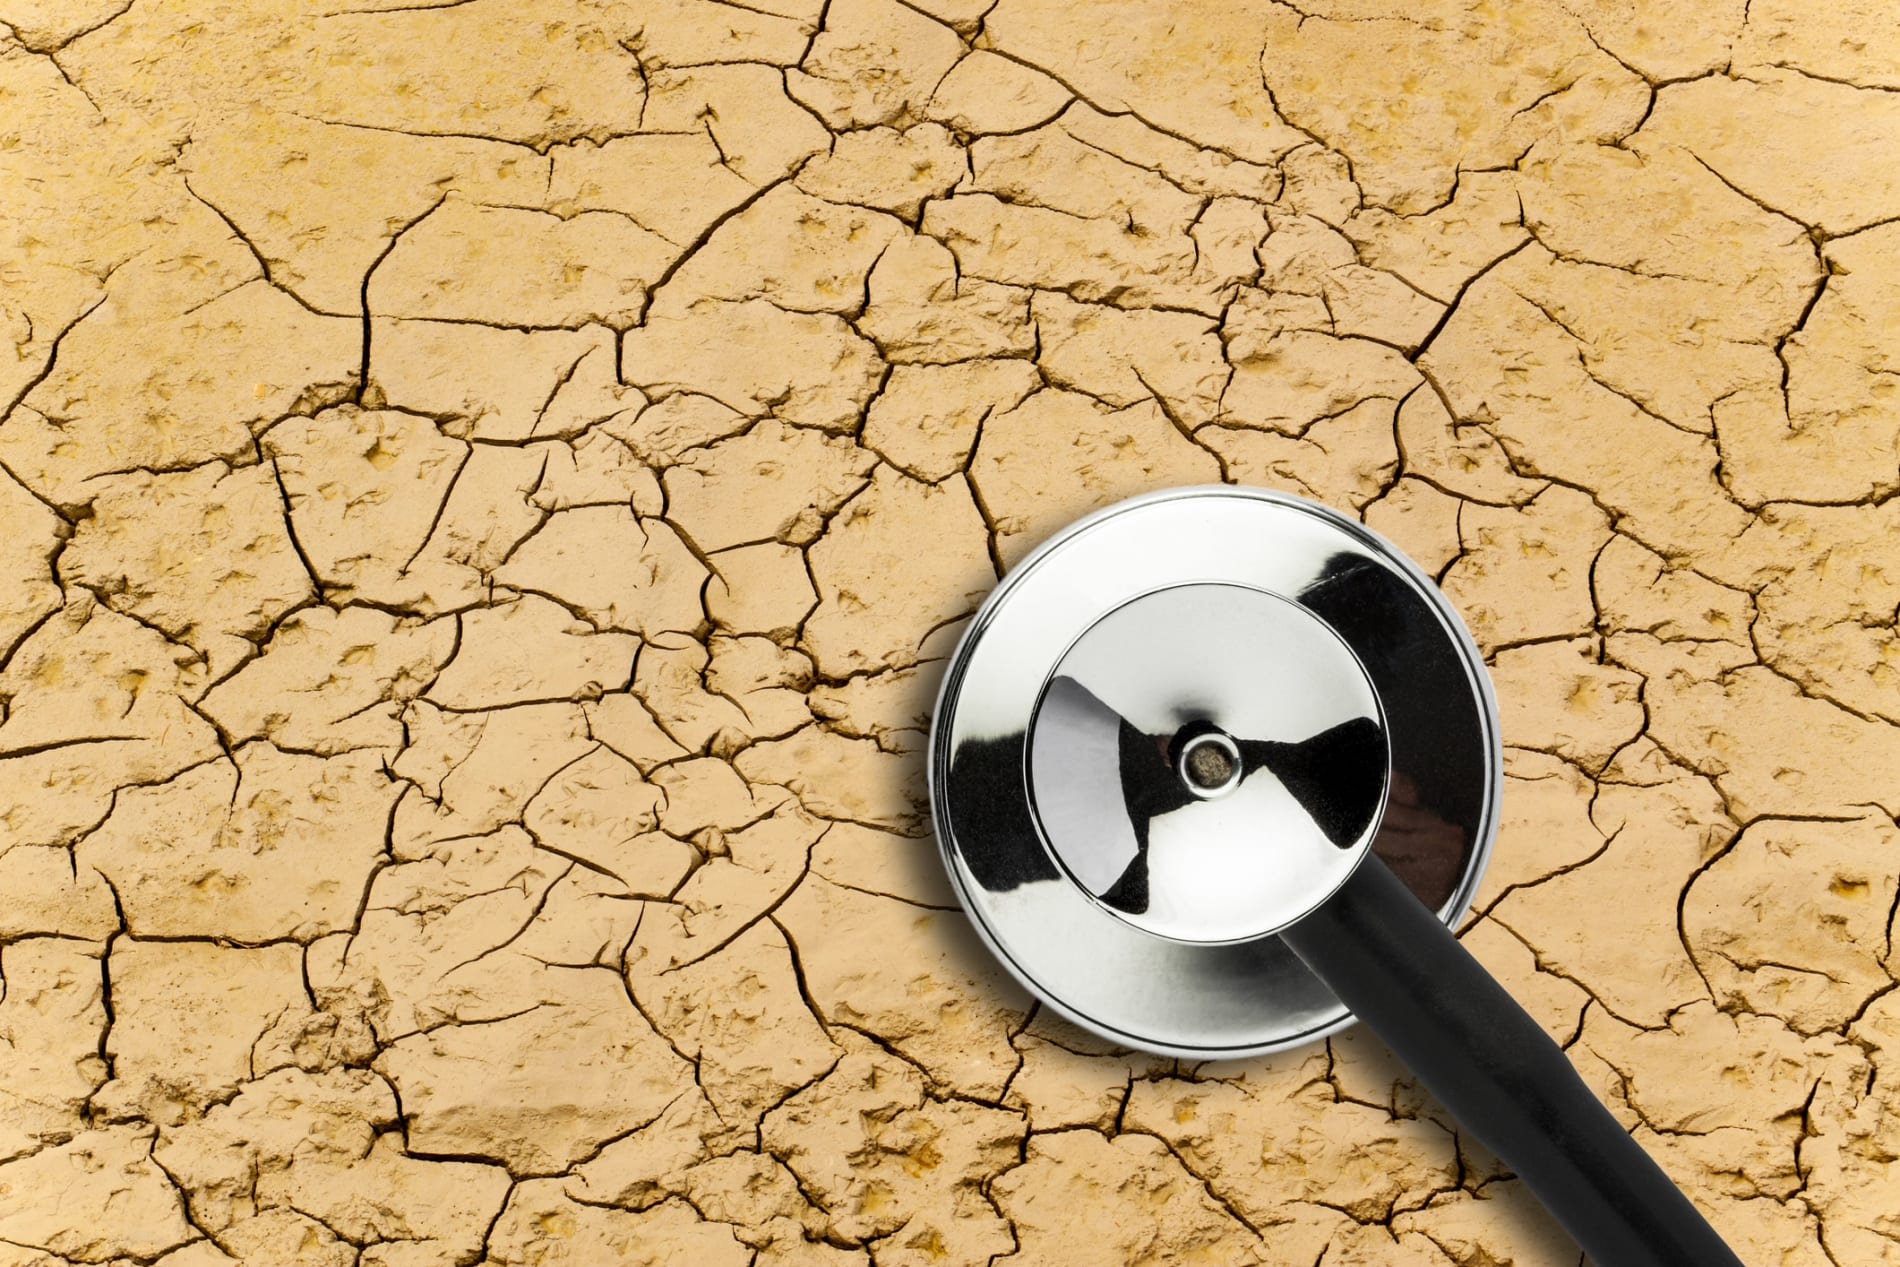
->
929;487;1501;1058
1027;582;1389;945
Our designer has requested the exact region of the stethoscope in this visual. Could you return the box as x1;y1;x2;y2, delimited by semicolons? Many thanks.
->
928;486;1744;1267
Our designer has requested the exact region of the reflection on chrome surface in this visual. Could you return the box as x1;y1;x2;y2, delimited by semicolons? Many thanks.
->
1293;552;1487;912
1022;581;1389;944
1036;673;1384;918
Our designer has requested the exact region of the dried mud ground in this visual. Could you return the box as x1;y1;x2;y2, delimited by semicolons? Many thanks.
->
1;0;1898;1263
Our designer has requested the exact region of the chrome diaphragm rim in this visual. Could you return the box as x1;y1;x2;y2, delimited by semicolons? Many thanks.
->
928;486;1502;1058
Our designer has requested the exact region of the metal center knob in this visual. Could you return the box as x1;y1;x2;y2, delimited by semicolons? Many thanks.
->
1179;730;1242;796
1026;582;1391;944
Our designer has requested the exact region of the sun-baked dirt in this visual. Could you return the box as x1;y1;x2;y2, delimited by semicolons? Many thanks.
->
1;1;1897;1263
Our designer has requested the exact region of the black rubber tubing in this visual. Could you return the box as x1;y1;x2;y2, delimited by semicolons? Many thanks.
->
1279;853;1746;1267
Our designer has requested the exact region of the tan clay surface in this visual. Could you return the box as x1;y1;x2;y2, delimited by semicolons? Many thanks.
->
1;1;1897;1263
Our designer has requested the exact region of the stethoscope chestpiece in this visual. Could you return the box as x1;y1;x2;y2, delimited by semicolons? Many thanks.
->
929;485;1500;1058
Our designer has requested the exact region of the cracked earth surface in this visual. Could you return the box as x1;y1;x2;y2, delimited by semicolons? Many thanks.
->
1;0;1898;1263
